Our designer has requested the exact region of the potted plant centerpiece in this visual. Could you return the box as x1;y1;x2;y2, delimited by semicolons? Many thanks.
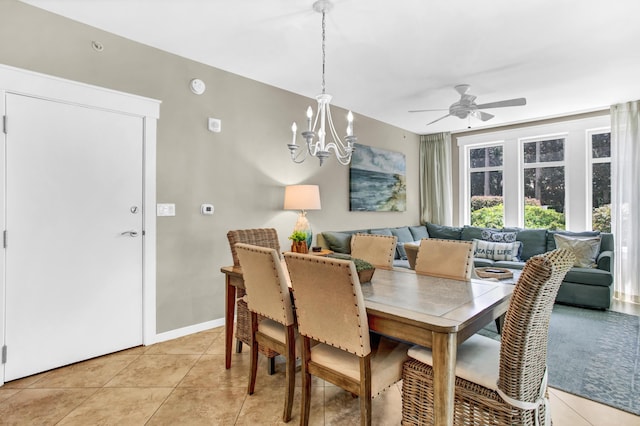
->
289;230;309;254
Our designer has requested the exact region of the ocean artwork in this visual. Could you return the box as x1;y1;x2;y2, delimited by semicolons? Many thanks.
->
350;143;406;211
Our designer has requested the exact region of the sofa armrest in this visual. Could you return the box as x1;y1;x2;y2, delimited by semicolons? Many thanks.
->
597;250;613;272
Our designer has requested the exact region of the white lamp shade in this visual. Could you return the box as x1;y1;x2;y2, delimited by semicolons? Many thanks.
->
283;185;321;210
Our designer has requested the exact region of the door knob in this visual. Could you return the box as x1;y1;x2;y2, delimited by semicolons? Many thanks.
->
121;231;139;237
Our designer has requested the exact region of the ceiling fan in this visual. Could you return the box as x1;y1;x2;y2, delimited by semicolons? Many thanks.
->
409;84;527;126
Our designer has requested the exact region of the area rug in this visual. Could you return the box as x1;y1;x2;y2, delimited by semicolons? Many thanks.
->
480;304;640;415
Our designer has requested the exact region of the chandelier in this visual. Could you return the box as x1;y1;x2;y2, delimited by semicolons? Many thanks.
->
287;0;357;166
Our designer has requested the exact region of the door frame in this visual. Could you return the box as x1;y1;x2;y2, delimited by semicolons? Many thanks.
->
0;64;160;385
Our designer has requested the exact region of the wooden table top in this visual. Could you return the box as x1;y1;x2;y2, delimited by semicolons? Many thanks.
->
361;268;513;333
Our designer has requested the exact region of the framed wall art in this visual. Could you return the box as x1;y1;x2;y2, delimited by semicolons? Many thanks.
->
349;143;406;211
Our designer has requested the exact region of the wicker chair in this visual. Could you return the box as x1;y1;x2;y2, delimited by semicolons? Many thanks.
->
235;243;297;422
284;252;410;426
414;238;474;281
227;228;280;370
350;233;398;270
402;248;575;426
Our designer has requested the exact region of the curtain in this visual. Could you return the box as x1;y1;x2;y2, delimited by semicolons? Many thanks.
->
611;101;640;303
419;132;453;225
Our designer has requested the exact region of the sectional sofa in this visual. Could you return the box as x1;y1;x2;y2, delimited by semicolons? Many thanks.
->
317;223;614;310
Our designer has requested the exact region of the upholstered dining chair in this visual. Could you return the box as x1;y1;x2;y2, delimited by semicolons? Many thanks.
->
402;248;575;426
284;252;410;426
350;233;398;270
235;243;297;422
414;238;474;281
227;228;281;372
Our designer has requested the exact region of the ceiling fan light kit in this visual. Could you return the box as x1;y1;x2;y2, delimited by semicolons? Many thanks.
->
410;84;527;127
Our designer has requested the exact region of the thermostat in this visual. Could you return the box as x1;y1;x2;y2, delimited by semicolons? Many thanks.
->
201;204;214;215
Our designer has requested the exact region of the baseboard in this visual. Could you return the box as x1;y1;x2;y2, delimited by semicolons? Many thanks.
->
148;317;226;345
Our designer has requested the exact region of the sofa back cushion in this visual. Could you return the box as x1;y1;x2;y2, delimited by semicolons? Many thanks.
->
502;227;547;261
426;222;462;240
390;226;414;259
409;225;429;240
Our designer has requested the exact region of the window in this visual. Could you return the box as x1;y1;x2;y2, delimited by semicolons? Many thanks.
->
469;145;504;227
457;115;611;231
590;131;611;232
522;138;566;230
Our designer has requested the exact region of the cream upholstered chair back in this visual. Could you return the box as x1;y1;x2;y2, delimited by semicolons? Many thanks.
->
350;233;398;270
284;252;371;357
414;238;474;281
498;248;575;404
235;243;295;327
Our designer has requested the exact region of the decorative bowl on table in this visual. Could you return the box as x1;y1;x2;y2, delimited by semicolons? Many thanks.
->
327;254;375;283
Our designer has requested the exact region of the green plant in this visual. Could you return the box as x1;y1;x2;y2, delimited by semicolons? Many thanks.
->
471;203;566;230
592;204;611;232
328;254;374;271
288;230;307;243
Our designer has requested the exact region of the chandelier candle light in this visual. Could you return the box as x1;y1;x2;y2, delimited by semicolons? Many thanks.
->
287;0;357;166
283;185;321;250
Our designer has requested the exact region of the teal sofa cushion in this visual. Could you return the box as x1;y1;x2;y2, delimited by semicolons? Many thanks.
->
409;225;429;241
426;223;462;240
461;225;493;241
321;231;352;254
502;227;547;261
390;226;414;260
563;267;614;287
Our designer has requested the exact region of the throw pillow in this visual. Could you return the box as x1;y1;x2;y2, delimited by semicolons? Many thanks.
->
473;239;522;261
321;231;352;254
553;234;601;268
481;229;517;243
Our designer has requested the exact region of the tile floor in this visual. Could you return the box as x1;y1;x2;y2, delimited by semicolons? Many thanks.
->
1;307;639;425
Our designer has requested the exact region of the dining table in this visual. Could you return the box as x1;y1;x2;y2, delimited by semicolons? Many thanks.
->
220;264;513;426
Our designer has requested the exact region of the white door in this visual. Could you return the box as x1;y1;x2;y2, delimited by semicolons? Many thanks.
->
4;93;144;381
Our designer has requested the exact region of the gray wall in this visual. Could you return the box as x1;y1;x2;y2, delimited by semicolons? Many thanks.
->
0;1;421;333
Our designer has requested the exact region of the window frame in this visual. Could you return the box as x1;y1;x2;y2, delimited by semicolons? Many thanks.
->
587;127;612;229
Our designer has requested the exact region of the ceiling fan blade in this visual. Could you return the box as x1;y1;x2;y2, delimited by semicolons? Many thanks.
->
426;114;451;126
409;108;448;113
475;98;527;109
472;110;495;121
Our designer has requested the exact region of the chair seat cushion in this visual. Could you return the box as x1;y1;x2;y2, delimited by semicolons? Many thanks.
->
311;336;410;396
407;334;500;391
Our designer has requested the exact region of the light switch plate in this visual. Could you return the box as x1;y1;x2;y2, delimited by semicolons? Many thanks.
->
157;203;176;217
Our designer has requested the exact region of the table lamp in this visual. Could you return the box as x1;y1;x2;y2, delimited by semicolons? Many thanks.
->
283;185;321;250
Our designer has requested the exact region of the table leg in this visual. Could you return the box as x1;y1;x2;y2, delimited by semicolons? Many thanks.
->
432;332;456;426
225;274;236;369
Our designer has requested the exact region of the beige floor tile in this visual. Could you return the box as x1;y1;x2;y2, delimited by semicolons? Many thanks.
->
57;387;172;425
0;388;96;424
548;389;592;426
147;387;246;426
235;386;325;426
179;353;251;388
145;331;217;355
30;354;139;388
323;383;402;426
0;388;21;403
551;388;640;426
1;370;51;389
205;331;227;355
105;354;200;388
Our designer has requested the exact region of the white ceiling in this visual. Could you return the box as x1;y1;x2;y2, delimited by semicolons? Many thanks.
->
20;0;640;134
